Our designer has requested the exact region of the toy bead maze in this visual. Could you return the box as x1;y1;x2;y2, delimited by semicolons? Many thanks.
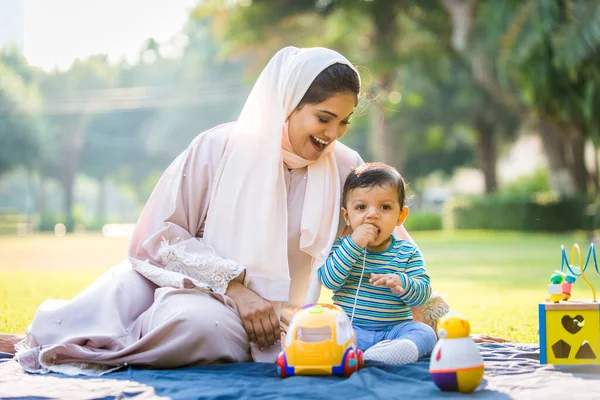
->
539;243;600;365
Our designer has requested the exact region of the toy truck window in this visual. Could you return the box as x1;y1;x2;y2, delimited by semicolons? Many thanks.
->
297;326;332;343
336;313;353;345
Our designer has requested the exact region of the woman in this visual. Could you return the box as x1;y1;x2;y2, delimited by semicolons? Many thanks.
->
2;47;450;376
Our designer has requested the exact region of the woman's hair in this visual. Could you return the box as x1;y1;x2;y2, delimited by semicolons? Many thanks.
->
342;162;407;208
297;63;360;107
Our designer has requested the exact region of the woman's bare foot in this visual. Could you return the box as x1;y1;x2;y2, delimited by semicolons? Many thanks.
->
0;334;24;354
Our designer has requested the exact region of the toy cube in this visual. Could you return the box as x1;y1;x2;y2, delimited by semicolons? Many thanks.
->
539;301;600;364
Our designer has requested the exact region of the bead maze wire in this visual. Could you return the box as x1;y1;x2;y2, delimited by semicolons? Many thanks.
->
560;243;599;302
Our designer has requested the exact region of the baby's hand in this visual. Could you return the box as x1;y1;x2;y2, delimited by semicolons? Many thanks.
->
350;223;378;248
370;273;404;294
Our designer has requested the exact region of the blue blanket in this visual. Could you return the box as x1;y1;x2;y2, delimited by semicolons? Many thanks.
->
2;344;600;399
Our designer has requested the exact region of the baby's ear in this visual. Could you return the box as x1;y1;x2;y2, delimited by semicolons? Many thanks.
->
397;206;409;226
341;207;351;226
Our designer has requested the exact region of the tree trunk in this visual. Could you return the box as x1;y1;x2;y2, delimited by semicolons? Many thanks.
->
25;168;36;215
62;173;75;232
474;116;498;194
97;176;107;222
538;118;576;195
568;127;589;195
59;116;87;232
367;3;401;168
24;168;36;234
368;99;398;167
37;176;46;214
442;0;528;120
593;145;600;195
441;0;477;51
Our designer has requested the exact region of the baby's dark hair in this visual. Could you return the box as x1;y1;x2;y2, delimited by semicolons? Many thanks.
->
342;162;406;208
298;63;360;108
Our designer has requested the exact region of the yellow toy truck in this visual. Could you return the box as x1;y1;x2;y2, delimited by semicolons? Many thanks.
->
277;303;364;378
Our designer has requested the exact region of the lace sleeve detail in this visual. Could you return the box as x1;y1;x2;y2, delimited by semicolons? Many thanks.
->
136;237;245;294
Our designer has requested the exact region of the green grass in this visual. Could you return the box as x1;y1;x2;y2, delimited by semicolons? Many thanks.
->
0;233;129;334
2;231;598;344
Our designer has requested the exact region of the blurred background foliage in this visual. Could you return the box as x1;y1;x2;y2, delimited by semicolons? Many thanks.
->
1;0;599;235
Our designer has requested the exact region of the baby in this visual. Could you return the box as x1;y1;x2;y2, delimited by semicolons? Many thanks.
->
318;162;438;364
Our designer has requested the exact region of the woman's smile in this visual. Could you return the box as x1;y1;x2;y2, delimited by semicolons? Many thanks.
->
309;135;330;151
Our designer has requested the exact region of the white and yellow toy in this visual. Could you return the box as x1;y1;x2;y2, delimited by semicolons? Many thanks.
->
429;313;484;393
277;303;363;377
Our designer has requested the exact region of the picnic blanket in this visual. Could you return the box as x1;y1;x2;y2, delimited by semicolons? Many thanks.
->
1;343;600;400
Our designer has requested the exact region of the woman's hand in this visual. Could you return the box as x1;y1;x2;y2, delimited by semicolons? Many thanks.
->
226;280;280;349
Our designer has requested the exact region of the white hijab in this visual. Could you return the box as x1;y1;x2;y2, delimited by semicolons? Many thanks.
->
203;47;360;304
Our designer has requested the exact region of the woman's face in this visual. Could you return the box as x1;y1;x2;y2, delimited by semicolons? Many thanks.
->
287;92;356;160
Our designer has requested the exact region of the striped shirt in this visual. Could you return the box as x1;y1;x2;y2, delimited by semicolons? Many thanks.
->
318;235;431;327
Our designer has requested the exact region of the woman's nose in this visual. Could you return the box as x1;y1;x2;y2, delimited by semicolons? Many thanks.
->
325;126;338;141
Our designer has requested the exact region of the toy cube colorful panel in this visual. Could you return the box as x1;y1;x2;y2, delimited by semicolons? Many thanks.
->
539;302;600;364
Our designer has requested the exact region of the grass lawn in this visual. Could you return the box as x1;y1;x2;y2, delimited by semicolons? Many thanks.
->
1;230;598;344
0;233;129;334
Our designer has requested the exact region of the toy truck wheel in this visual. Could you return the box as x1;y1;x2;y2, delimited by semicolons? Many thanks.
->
276;352;288;378
343;349;358;377
357;349;364;369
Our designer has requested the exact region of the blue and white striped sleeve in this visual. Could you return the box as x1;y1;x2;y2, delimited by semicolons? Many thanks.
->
394;247;432;306
318;236;363;291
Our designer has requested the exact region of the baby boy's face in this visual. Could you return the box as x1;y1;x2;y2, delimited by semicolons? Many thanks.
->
343;184;402;248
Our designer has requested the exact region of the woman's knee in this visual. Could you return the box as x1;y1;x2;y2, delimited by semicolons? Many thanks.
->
146;289;250;362
73;267;156;312
169;300;225;342
28;269;156;347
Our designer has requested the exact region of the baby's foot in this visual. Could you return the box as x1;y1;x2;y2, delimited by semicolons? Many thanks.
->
363;339;418;364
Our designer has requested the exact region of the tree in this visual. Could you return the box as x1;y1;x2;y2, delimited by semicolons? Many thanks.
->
38;55;118;230
0;64;40;176
0;47;42;177
443;0;600;195
196;1;522;192
397;55;518;193
195;0;419;168
386;7;521;193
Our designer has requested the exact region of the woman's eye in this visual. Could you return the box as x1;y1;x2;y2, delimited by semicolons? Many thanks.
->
318;116;329;123
341;120;350;126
